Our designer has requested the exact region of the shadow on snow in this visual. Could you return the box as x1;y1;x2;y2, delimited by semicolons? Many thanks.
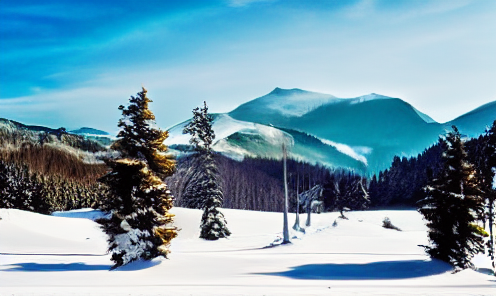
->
4;259;162;272
261;259;453;280
4;262;111;272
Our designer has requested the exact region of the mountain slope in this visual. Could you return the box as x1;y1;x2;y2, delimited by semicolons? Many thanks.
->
164;114;366;172
168;88;494;174
229;89;448;172
448;101;496;138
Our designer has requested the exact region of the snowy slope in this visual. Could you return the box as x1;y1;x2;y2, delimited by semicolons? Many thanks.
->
165;113;366;171
165;113;291;147
0;208;494;295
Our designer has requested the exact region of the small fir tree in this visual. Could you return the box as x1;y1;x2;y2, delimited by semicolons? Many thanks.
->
99;87;177;269
418;126;484;270
183;101;230;240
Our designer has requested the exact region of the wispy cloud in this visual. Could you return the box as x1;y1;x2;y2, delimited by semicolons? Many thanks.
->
227;0;277;8
377;0;475;22
341;0;376;19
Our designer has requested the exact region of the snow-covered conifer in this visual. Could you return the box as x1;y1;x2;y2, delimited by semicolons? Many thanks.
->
99;87;177;269
418;126;484;270
482;120;496;273
183;101;230;240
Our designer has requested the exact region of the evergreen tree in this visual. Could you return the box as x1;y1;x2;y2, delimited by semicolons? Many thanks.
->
418;126;484;270
99;87;177;269
482;120;496;273
183;101;230;240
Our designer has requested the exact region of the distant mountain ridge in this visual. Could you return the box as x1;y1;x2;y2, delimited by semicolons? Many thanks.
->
0;118;112;146
0;118;109;136
69;127;110;136
167;88;495;174
0;118;66;134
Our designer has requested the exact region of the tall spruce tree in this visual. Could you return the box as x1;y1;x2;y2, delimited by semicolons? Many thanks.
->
418;126;484;270
183;101;230;240
482;120;496;273
99;87;177;269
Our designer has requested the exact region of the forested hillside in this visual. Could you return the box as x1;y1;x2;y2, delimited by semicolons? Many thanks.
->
0;119;110;213
168;153;368;213
369;128;493;207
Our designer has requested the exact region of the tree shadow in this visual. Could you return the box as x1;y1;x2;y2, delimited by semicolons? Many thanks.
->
3;258;163;272
262;260;453;280
4;262;112;272
476;268;495;276
114;259;162;271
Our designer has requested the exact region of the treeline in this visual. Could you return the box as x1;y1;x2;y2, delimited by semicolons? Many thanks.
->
0;143;108;183
0;160;108;214
168;153;368;213
0;121;110;214
369;140;445;207
370;127;494;207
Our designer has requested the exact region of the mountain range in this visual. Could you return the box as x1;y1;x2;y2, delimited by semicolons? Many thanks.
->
166;88;496;174
1;88;493;175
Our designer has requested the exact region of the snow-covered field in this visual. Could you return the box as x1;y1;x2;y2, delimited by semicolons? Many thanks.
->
1;208;494;296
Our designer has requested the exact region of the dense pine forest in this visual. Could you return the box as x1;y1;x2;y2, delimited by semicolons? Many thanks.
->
167;153;368;213
0;119;109;213
369;131;493;208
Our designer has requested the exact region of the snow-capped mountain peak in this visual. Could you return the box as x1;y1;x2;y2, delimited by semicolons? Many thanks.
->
240;88;341;117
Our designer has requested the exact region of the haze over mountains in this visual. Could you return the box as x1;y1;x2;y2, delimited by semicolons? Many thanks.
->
166;88;496;174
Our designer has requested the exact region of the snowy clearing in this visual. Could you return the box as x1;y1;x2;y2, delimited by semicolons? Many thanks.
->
0;208;494;296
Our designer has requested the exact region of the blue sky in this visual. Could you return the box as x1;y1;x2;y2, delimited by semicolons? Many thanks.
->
1;0;495;133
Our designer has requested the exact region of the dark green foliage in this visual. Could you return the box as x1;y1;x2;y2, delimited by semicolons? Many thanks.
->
323;171;369;215
113;88;174;179
485;121;496;274
369;142;445;207
99;87;177;269
0;160;105;214
168;154;286;212
169;154;367;214
199;154;231;240
466;120;496;274
99;159;176;268
183;101;230;240
0;161;46;213
418;126;484;270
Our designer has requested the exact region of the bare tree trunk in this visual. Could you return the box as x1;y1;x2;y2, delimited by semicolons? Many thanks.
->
305;176;311;227
282;143;290;244
489;197;495;272
306;200;311;227
293;173;301;231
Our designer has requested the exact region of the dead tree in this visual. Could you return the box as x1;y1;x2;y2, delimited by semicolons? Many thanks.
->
282;143;290;244
299;184;323;227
